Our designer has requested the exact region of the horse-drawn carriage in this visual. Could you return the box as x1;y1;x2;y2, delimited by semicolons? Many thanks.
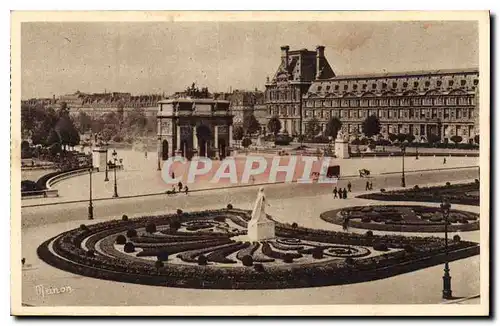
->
359;169;371;177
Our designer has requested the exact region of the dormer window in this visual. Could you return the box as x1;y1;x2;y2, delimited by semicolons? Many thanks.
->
362;84;367;89
326;85;331;91
353;84;358;90
382;83;387;89
473;79;479;85
425;81;430;87
344;85;348;90
335;85;339;90
392;82;397;89
372;83;377;89
317;86;322;91
403;82;408;88
461;80;467;86
413;82;419;88
449;80;454;87
437;80;442;87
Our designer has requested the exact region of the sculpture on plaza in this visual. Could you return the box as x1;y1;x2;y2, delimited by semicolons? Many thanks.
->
247;187;275;241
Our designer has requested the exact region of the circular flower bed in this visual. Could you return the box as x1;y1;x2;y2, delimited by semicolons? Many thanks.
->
321;205;479;232
37;208;479;289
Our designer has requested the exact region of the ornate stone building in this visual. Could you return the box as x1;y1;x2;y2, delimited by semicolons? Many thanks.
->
265;45;480;143
156;97;233;168
264;45;336;136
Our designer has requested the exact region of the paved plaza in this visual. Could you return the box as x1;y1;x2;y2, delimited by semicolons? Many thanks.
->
21;148;479;206
21;159;481;306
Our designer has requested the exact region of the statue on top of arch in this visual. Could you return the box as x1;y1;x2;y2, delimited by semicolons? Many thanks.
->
185;83;210;99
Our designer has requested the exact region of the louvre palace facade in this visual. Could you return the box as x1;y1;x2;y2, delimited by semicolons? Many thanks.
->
264;45;479;143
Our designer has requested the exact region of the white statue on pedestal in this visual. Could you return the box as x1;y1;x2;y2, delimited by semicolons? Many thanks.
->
247;187;275;241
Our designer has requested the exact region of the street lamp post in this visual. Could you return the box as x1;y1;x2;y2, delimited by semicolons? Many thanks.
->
104;144;109;182
400;143;406;187
88;167;94;219
112;149;119;198
441;197;452;299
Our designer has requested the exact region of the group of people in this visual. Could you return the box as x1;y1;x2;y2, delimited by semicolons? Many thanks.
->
168;177;189;195
332;186;348;199
365;181;374;191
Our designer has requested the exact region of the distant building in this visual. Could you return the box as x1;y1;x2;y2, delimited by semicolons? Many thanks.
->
265;45;480;143
214;90;265;129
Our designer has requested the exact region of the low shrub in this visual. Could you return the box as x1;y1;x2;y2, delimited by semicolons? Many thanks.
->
461;219;469;224
214;216;226;222
126;229;138;238
403;244;415;253
123;242;135;253
283;253;295;263
145;223;157;233
169;220;182;231
157;252;169;261
453;235;461;242
115;235;127;245
241;255;253;267
79;224;89;231
345;257;354;265
429;216;443;222
122;214;129;221
254;263;265;272
380;188;386;193
413;185;420;190
227;204;233;209
365;230;374;237
475;178;479;184
86;250;95;257
312;248;323;259
197;254;208;266
446;182;451;186
373;243;389;251
177;209;183;215
291;222;298;228
361;217;371;223
155;260;164;269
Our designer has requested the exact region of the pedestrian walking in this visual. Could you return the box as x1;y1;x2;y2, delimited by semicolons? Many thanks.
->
443;157;447;164
145;151;148;158
369;182;373;190
365;181;370;191
347;181;352;192
171;185;176;194
338;189;343;200
343;188;348;199
178;181;183;192
184;186;189;195
171;171;175;179
333;187;338;198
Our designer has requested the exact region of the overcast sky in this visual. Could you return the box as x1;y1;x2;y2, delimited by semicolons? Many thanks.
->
21;21;478;99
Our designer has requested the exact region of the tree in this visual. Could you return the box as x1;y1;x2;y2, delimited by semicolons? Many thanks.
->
242;137;252;148
54;115;80;150
388;133;398;143
232;125;244;142
474;134;479;144
427;133;441;144
125;108;147;135
324;117;342;140
117;100;125;123
46;129;60;146
450;135;463;144
75;111;92;134
57;101;70;117
100;127;115;143
305;118;321;139
396;133;407;143
267;116;282;136
405;134;416;143
243;114;261;135
362;115;381;138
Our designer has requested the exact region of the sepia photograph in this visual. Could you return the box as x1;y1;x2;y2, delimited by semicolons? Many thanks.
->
10;11;490;316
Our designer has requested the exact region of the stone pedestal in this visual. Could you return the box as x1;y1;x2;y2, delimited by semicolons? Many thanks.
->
92;147;108;171
247;218;275;241
334;139;350;159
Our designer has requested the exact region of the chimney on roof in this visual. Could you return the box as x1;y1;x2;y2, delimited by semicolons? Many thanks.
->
281;45;290;70
316;45;325;79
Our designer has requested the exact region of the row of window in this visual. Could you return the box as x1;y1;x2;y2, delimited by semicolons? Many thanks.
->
335;123;474;137
315;79;479;92
304;108;475;120
304;96;474;108
267;89;301;101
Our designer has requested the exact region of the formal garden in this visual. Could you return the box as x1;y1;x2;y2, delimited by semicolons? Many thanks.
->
357;181;480;206
37;206;479;289
320;205;479;233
